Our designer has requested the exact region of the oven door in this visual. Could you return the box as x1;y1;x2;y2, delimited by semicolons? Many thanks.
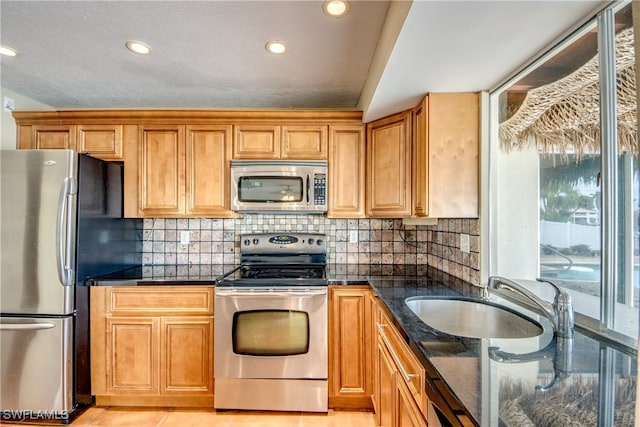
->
214;286;328;380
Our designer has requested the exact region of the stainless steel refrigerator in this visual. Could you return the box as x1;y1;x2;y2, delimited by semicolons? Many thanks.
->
0;150;141;420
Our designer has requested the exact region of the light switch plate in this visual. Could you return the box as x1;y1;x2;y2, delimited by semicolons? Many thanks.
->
180;230;190;245
3;96;15;112
349;230;359;243
460;234;470;253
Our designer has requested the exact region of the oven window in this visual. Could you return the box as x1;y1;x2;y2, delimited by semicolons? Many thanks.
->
238;176;304;203
232;309;310;356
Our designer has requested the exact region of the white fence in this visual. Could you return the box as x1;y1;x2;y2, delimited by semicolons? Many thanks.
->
540;220;600;250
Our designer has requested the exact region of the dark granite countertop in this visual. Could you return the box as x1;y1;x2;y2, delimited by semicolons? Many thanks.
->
366;274;637;426
90;263;637;425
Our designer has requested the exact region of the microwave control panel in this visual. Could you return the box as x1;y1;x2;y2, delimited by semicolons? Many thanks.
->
314;173;326;206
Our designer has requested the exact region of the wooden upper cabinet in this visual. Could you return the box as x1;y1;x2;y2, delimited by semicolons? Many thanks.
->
17;123;123;161
412;99;428;217
77;124;123;160
328;125;365;218
138;125;186;217
365;111;412;218
186;125;233;216
413;93;479;218
32;125;76;150
233;124;328;159
282;125;327;159
233;125;281;159
137;124;234;218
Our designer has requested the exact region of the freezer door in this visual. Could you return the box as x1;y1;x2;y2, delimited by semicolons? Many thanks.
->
1;150;77;315
0;316;73;417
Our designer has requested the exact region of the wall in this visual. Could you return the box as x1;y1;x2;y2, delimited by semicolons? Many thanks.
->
142;215;481;285
0;87;54;150
494;146;540;279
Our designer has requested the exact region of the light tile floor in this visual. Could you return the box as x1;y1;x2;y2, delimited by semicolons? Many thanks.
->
1;407;376;427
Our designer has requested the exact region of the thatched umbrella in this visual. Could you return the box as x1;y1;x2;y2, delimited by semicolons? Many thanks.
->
499;27;637;157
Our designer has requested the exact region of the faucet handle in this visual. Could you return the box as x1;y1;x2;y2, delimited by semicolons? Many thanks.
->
536;277;574;338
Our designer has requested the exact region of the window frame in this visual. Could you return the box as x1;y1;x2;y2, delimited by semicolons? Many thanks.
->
483;0;638;349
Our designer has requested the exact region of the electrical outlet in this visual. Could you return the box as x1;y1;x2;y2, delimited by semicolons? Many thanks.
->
460;234;470;253
180;230;190;245
349;230;359;243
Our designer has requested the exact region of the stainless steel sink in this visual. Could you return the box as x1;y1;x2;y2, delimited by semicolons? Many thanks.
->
405;297;543;339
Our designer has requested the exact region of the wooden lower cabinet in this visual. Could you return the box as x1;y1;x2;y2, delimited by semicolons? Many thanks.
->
373;301;428;427
377;339;397;427
328;286;373;409
91;286;214;407
106;317;159;394
396;376;427;427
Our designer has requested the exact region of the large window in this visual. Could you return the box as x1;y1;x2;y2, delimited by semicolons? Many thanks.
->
490;2;638;346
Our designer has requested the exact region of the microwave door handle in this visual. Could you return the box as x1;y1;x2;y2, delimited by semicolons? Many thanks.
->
306;174;310;203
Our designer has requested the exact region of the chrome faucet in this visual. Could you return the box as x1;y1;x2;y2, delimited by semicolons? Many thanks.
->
488;336;573;391
486;276;574;338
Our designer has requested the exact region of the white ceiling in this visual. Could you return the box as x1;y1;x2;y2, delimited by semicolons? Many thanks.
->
0;0;608;123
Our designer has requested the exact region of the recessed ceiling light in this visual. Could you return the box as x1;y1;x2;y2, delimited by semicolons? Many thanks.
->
125;40;151;55
323;0;349;18
265;40;286;54
0;45;18;57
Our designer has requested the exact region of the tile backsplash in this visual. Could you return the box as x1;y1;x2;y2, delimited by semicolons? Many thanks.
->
142;215;480;285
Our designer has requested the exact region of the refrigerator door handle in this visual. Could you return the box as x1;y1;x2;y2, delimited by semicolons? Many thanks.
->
56;177;75;287
0;322;56;331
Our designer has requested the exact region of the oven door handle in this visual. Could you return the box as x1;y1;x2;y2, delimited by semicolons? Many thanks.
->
215;288;327;297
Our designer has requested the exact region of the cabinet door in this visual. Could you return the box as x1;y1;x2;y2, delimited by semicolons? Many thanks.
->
161;317;214;395
396;376;428;427
412;98;428;217
281;125;327;159
77;124;123;160
328;125;365;218
186;125;233;216
329;287;373;409
32;125;76;150
427;93;479;218
366;111;412;217
378;310;426;411
105;317;160;394
377;339;397;427
233;125;280;159
138;125;185;216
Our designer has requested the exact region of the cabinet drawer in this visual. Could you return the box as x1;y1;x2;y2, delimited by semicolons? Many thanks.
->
105;287;214;315
233;125;280;159
282;125;327;159
77;124;123;160
378;308;426;413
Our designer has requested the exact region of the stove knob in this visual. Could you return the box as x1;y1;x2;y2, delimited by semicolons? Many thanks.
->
308;238;315;245
244;239;251;246
253;238;259;245
317;239;323;246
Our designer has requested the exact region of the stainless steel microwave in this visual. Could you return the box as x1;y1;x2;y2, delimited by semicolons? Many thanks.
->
230;160;327;213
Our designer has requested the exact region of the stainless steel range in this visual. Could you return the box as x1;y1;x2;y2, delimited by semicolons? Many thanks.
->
214;233;328;413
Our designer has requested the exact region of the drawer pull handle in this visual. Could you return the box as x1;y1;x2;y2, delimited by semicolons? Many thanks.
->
377;323;418;382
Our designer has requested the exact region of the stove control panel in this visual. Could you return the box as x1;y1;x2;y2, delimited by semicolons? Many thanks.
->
240;233;326;254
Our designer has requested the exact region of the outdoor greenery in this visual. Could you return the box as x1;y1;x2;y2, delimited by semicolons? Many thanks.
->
539;179;596;222
539;154;601;223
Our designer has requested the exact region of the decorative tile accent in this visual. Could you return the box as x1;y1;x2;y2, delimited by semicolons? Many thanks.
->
142;215;481;285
